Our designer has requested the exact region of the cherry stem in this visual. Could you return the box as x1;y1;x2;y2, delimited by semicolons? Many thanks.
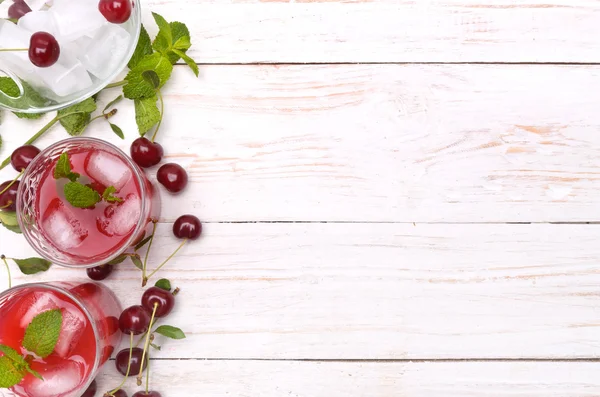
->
137;302;158;386
150;89;164;143
0;170;24;195
145;238;188;284
104;80;127;89
142;220;158;286
106;331;134;396
1;255;11;289
0;48;28;52
0;109;103;170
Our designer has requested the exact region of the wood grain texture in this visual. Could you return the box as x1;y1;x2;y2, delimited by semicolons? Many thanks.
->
2;223;600;359
141;0;600;63
93;360;600;397
3;64;600;222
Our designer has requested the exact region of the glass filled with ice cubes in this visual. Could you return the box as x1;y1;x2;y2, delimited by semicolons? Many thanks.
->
0;0;140;113
0;280;122;397
17;137;161;267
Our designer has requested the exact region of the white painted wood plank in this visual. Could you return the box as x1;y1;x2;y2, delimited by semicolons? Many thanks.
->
2;223;600;359
94;360;600;397
3;64;599;222
141;0;600;63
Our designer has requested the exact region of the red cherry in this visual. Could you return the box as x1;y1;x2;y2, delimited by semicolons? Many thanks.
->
173;215;202;240
80;379;97;397
130;138;163;168
98;0;132;24
29;32;60;68
0;180;19;212
119;305;150;335
157;163;188;193
8;0;31;20
86;264;113;280
115;347;147;376
113;391;128;397
141;287;175;318
11;145;40;172
132;392;161;397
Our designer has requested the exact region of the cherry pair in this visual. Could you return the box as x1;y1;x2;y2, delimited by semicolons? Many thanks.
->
0;145;41;211
130;138;188;194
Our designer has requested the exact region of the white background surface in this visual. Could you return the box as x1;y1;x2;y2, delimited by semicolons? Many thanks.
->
2;1;600;395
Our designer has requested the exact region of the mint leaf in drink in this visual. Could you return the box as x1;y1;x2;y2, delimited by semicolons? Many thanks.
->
128;25;153;69
11;257;52;275
123;53;173;99
64;182;101;208
22;309;62;358
172;49;199;77
57;97;97;136
102;186;124;203
154;325;185;340
0;355;25;388
0;345;24;363
155;278;172;292
53;153;80;182
134;94;160;135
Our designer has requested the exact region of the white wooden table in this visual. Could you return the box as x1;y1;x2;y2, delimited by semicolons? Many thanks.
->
2;0;600;395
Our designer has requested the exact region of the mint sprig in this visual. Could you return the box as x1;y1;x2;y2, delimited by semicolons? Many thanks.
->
53;153;80;182
102;186;124;203
0;309;63;388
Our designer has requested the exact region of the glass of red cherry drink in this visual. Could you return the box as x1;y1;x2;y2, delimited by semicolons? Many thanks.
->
17;137;160;267
0;281;122;396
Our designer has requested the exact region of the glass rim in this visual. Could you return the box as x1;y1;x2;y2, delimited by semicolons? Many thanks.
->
17;136;149;268
0;281;102;395
0;1;142;114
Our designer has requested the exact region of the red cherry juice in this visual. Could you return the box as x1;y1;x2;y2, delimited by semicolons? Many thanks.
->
35;146;153;262
0;281;122;397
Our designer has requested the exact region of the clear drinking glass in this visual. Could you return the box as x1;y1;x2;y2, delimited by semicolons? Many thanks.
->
0;281;122;397
0;0;141;113
17;137;160;268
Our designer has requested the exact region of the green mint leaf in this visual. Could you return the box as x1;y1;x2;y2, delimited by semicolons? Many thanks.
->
109;123;125;139
128;25;153;69
102;186;124;203
172;49;199;77
57;97;97;136
11;257;52;275
123;53;173;99
130;255;143;270
64;182;101;208
154;325;185;340
152;12;172;54
107;253;128;266
22;309;62;358
0;345;24;364
142;70;160;89
14;112;43;120
134;235;153;251
134;94;160;135
53;153;80;182
2;223;22;234
0;356;25;388
103;95;123;113
0;211;18;227
26;367;43;380
155;278;172;292
0;77;48;112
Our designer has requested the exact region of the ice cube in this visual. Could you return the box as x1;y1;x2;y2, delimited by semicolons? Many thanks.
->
19;291;86;358
50;0;106;42
18;10;59;35
36;51;93;98
24;0;48;11
84;150;132;191
79;24;130;79
97;194;141;237
22;358;85;397
0;20;35;77
42;198;89;251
